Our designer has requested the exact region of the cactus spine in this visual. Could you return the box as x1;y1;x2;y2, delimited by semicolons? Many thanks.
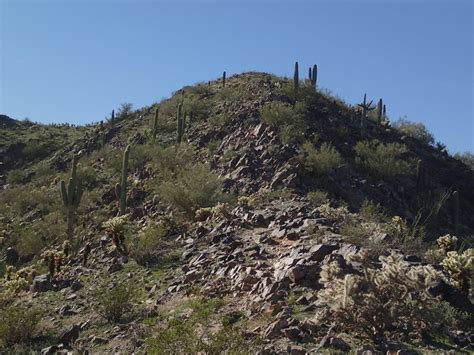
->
222;71;226;88
293;61;299;104
152;108;159;142
60;155;83;240
115;145;131;216
177;103;184;143
452;190;459;235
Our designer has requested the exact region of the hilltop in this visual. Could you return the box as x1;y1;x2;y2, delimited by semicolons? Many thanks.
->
0;71;473;353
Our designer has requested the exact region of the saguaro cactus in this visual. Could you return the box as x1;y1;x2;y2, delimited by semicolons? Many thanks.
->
308;67;312;81
357;94;375;136
115;145;131;216
152;108;159;142
60;155;83;240
311;64;318;89
222;71;226;88
293;61;299;103
376;99;383;124
177;103;184;143
111;109;115;123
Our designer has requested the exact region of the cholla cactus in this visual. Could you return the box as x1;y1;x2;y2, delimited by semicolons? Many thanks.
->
436;234;458;252
195;207;213;221
237;196;250;207
441;249;473;292
103;215;129;253
316;251;443;340
3;265;37;293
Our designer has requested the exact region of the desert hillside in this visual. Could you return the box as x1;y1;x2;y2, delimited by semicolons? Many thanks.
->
0;70;473;353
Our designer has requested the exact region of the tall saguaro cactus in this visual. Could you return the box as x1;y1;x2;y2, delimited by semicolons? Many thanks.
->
60;155;83;240
152;108;159;142
177;103;184;143
357;94;375;136
222;71;226;88
376;99;383;124
293;61;299;104
115;145;131;216
310;64;318;89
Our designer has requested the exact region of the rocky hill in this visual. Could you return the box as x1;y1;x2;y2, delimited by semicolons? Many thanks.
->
0;71;473;353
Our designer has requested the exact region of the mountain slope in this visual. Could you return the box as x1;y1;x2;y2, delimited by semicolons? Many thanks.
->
0;72;473;353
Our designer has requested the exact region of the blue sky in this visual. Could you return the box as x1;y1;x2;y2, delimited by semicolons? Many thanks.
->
1;0;472;153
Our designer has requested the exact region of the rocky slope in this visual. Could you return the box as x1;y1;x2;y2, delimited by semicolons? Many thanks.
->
0;72;473;353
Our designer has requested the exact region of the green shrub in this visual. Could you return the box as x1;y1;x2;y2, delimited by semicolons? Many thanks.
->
206;140;222;156
354;140;411;179
360;199;386;223
128;222;179;267
15;225;45;259
454;151;474;171
116;102;133;120
157;164;231;218
394;118;435;146
184;97;212;121
299;142;343;176
95;282;137;323
260;102;304;144
6;169;28;185
307;190;329;205
0;304;42;349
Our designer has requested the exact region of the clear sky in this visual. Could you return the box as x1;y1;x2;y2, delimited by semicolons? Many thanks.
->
1;0;472;153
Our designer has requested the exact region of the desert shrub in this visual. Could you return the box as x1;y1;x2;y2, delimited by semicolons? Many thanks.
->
206;139;222;156
146;297;253;354
95;282;137;323
6;169;28;185
15;226;45;259
354;140;411;179
116;102;134;120
183;97;212;121
394;118;435;146
209;113;231;128
454;151;474;171
0;303;42;349
316;252;446;341
150;144;195;181
307;190;329;205
299;142;343;176
156;164;231;218
34;161;55;181
129;222;179;267
260;102;304;144
360;199;386;223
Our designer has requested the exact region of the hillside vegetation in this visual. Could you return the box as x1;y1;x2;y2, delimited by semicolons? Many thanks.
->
0;69;473;353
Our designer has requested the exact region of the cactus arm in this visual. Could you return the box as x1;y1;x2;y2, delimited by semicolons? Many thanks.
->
60;180;68;206
115;183;121;200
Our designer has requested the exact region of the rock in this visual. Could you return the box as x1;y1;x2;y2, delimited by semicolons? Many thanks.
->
70;280;82;291
90;335;108;344
282;326;302;341
31;274;53;292
263;317;288;338
308;244;339;262
108;263;122;273
41;345;59;354
329;336;351;351
5;247;19;265
58;305;78;316
59;324;80;346
289;345;306;355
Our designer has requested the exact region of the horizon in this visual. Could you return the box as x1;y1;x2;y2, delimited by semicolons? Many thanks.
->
1;0;472;154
